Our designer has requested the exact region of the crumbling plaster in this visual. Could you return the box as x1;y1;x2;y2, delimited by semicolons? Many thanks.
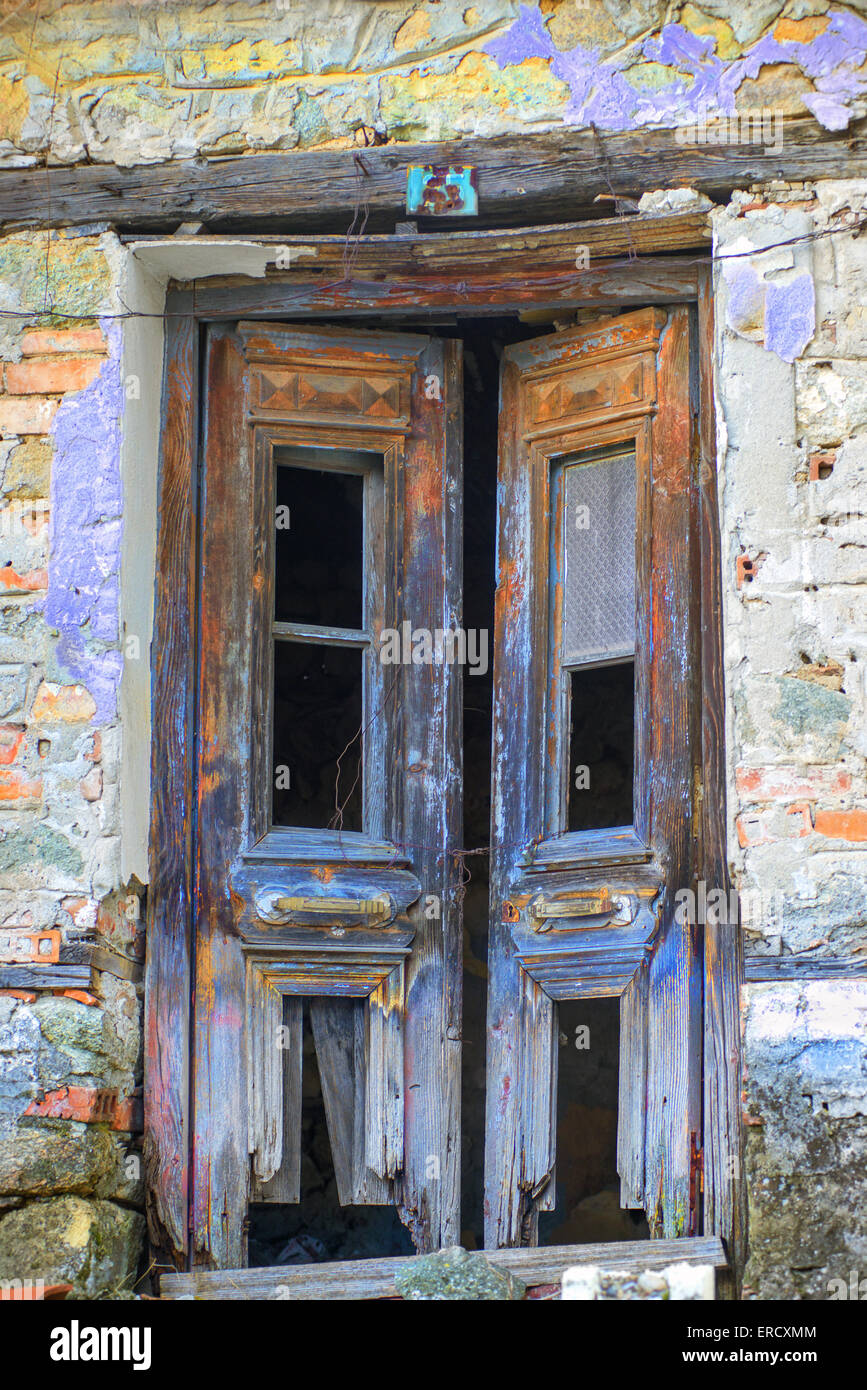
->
712;182;867;961
1;2;867;168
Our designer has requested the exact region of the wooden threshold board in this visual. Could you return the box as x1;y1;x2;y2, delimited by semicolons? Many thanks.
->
160;1234;726;1300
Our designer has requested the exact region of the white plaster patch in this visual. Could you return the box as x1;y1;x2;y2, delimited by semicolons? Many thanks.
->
131;238;276;281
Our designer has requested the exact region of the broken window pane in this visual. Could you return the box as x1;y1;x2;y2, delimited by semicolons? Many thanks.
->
272;640;363;831
568;661;634;832
274;449;366;630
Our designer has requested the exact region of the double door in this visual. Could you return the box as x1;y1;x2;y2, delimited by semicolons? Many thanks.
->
191;307;699;1265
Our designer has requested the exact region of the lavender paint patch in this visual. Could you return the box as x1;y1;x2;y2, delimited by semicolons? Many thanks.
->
765;272;815;364
484;4;554;67
485;7;867;132
54;635;124;726
44;318;124;722
803;92;852;132
723;260;766;339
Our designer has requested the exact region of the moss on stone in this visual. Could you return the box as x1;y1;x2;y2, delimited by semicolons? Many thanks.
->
0;1196;143;1297
774;675;851;738
0;824;83;878
394;1245;526;1300
0;1123;119;1198
0;233;113;320
2;438;53;500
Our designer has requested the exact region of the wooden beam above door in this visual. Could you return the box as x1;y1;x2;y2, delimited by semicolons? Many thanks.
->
128;211;711;283
2;117;865;232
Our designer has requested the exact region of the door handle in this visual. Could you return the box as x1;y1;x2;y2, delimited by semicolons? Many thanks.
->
527;890;634;931
255;889;394;925
272;895;389;916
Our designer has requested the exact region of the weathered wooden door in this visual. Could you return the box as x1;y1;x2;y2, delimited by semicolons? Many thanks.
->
194;322;462;1266
485;307;702;1247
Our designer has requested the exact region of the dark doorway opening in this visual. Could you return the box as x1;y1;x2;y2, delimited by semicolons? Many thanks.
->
249;1004;414;1266
539;998;648;1245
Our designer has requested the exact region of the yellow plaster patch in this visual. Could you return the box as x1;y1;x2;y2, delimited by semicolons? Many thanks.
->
774;16;829;44
13;34;156;88
463;7;481;25
680;4;741;61
382;50;568;137
623;62;684;94
0;73;29;145
545;0;621;54
179;37;301;85
734;63;816;117
395;10;432;54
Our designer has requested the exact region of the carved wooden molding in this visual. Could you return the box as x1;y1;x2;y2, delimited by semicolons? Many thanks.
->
239;322;428;434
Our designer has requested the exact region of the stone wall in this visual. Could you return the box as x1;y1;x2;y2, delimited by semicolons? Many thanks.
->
0;0;865;1298
1;1;866;168
713;179;867;1298
0;231;145;1296
741;982;867;1298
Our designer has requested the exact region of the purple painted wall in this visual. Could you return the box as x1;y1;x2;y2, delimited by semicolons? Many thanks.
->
44;320;124;723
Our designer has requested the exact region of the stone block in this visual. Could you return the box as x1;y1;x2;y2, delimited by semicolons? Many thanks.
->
743;981;867;1298
394;1246;526;1300
0;1121;119;1197
0;1195;143;1297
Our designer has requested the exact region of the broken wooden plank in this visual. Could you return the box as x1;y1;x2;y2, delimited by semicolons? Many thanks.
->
2;119;863;230
159;1234;727;1300
364;965;404;1182
0;964;92;990
57;938;144;984
246;969;293;1192
310;996;389;1206
252;996;303;1205
744;956;867;981
617;965;648;1211
311;997;363;1206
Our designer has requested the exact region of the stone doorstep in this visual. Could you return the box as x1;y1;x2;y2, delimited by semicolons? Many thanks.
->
562;1261;716;1301
160;1236;727;1299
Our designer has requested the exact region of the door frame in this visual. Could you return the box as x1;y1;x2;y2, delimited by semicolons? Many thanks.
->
144;240;741;1277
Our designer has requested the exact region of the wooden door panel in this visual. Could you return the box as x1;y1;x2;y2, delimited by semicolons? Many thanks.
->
193;323;462;1266
486;307;700;1247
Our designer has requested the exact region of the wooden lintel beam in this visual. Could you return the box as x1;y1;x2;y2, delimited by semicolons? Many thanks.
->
129;211;710;279
179;257;703;321
2;119;865;232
